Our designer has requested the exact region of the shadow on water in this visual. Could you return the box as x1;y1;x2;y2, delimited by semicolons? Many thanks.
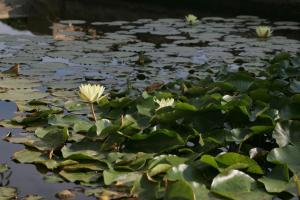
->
1;0;300;34
0;101;94;199
31;0;300;21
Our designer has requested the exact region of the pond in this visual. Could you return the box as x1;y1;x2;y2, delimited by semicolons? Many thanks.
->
0;15;300;102
0;0;300;199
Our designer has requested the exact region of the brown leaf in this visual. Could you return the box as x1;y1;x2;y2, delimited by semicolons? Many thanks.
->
3;64;20;76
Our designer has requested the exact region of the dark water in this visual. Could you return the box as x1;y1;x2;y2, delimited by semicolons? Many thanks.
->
0;101;94;199
3;0;300;35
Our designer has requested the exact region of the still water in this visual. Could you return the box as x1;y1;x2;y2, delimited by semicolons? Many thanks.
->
1;0;300;199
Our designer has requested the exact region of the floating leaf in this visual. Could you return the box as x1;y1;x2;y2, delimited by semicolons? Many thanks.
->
40;126;69;150
258;164;290;193
73;120;93;133
0;187;17;199
211;170;272;200
59;170;100;183
13;149;58;169
55;189;75;200
131;174;160;200
125;129;185;153
273;120;300;147
165;180;195;200
267;145;300;174
103;169;140;185
201;152;264;174
61;139;102;160
23;195;44;200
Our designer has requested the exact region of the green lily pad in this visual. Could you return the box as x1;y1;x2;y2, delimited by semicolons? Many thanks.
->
59;170;100;183
201;152;264;174
211;170;272;200
13;149;58;169
103;169;140;185
165;180;195;200
131;174;160;200
273;120;300;147
61;139;101;160
23;195;43;200
267;144;300;174
0;89;48;102
258;164;290;193
125;129;185;153
0;187;17;199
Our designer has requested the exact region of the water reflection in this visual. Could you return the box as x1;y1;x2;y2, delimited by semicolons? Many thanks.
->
0;0;31;19
51;21;100;41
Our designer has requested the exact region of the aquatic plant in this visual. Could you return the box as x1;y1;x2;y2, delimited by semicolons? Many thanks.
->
256;26;273;38
2;53;300;199
185;14;199;25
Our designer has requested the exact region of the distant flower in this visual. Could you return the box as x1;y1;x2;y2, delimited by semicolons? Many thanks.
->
79;84;105;103
256;26;272;38
154;97;174;110
185;14;199;25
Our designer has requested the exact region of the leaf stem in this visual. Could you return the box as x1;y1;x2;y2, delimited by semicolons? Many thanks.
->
237;141;244;153
90;103;97;121
293;174;300;197
49;149;54;159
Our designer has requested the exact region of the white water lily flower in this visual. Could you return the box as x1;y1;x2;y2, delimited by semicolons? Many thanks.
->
256;26;273;38
154;97;174;110
185;14;199;25
79;83;105;103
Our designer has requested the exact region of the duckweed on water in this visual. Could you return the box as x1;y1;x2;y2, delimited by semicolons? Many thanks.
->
1;52;300;199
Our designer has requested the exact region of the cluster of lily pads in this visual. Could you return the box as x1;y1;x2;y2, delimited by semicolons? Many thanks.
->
1;52;300;199
186;14;272;38
1;15;300;104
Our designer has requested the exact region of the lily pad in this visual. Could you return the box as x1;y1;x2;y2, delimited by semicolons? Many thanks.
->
211;170;272;200
0;187;17;199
